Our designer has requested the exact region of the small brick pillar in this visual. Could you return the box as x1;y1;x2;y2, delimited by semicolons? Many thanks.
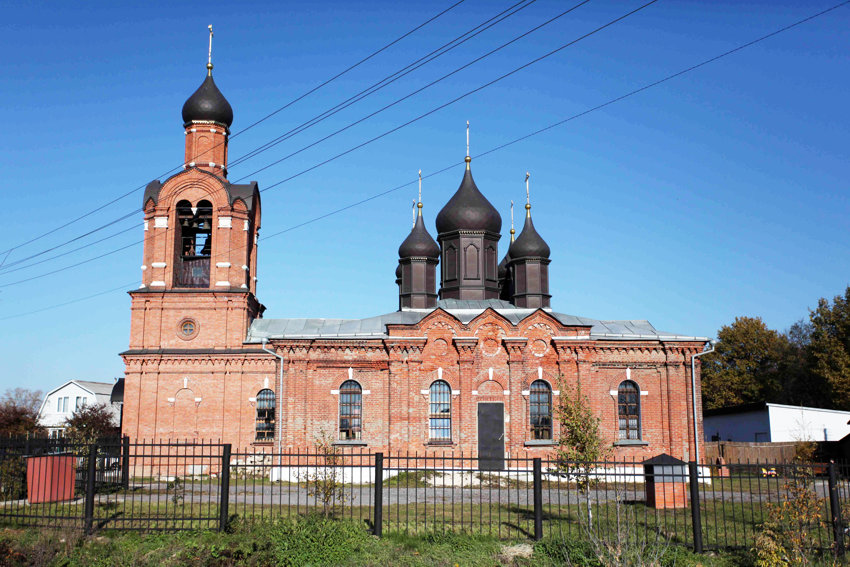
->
643;453;688;509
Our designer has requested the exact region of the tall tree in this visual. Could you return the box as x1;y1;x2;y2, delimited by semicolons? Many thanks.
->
64;403;119;444
700;316;790;410
808;287;850;410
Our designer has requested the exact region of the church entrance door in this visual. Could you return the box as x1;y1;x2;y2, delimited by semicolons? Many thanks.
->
477;402;505;471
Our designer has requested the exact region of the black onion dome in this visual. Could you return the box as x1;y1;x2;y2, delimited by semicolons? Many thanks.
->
182;74;233;127
509;214;550;259
435;168;501;234
395;263;402;279
398;213;440;258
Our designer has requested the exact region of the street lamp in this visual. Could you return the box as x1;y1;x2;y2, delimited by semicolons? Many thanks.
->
691;339;717;464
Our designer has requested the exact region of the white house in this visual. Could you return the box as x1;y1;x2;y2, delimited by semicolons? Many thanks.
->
37;380;121;437
704;402;850;443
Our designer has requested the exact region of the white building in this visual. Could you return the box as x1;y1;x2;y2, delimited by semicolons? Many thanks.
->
37;380;121;437
704;402;850;443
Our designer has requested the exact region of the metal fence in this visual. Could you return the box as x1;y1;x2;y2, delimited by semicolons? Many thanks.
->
0;439;847;556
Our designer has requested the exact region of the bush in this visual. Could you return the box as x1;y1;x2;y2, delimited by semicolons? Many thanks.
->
268;514;371;566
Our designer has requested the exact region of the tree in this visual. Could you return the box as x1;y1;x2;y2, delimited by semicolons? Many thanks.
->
64;402;119;444
0;388;44;437
555;381;610;527
808;286;850;410
700;316;790;410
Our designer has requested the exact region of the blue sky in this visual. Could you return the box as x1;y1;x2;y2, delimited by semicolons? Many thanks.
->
0;0;847;394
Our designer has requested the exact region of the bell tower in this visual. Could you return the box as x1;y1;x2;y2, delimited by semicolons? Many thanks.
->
129;28;264;351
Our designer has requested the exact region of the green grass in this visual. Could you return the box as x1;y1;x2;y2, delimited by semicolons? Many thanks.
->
0;517;759;567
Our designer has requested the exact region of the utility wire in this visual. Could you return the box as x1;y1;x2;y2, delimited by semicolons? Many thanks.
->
0;0;659;288
227;0;538;169
0;0;518;273
235;0;592;181
0;0;566;277
2;0;846;303
0;281;141;321
0;0;465;258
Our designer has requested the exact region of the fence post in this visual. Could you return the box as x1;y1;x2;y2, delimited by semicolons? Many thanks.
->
828;462;845;557
373;452;384;537
688;461;703;554
121;436;130;490
533;458;543;541
84;444;97;535
219;444;231;532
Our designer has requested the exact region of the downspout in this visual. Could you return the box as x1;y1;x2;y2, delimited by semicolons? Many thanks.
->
690;341;716;464
262;339;285;460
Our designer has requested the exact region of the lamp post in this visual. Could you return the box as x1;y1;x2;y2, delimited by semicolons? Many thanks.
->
691;340;717;464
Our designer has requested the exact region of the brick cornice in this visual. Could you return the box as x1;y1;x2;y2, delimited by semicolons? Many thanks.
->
452;337;478;361
502;337;526;362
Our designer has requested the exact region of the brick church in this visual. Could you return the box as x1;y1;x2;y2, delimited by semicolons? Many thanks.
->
120;59;708;465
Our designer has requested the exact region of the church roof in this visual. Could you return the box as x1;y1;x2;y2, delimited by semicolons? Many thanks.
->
246;299;706;342
435;166;501;234
398;211;440;259
182;73;233;127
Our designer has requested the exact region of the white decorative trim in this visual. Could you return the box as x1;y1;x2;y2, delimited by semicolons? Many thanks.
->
194;397;202;403
167;397;175;403
154;217;168;228
471;390;479;396
503;390;510;396
151;262;166;268
331;389;340;395
248;397;257;403
488;367;493;381
521;390;530;396
264;377;270;389
190;128;197;133
140;265;147;271
363;390;371;395
189;161;196;167
243;220;249;231
209;128;216;133
208;162;216;168
504;414;510;423
242;265;249;271
143;221;148;231
553;390;560;396
627;368;632;380
640;391;649;396
420;389;429;395
218;216;232;228
609;390;618;396
138;284;146;289
241;284;248;289
451;390;460;396
215;281;231;287
216;262;231;268
150;281;166;287
183;378;189;389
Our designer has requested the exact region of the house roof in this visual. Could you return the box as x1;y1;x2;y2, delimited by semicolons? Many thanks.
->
704;401;850;418
246;299;706;342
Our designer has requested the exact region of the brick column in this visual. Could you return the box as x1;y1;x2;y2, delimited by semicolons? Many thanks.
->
453;338;478;448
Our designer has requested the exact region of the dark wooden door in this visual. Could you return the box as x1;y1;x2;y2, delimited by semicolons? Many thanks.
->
477;403;505;471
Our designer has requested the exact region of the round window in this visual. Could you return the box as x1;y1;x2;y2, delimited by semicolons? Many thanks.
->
177;318;199;340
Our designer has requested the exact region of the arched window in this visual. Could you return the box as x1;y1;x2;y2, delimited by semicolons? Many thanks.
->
339;380;362;440
176;199;213;287
255;389;275;441
618;381;640;440
530;380;552;440
429;380;452;442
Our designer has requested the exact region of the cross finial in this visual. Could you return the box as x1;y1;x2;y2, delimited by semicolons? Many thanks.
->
417;169;423;216
465;120;471;170
510;200;515;242
411;200;416;228
207;25;214;75
525;171;531;217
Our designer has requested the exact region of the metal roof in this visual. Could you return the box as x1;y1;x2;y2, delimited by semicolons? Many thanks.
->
246;299;706;343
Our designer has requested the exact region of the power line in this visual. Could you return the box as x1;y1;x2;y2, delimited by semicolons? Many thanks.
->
0;0;574;278
0;0;465;258
2;0;846;310
227;0;538;170
0;0;639;288
0;0;519;273
0;281;141;321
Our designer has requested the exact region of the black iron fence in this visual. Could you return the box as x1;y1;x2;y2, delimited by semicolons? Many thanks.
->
0;439;847;556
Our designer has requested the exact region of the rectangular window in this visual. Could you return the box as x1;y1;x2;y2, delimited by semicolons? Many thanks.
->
57;398;61;412
62;397;68;413
75;397;82;410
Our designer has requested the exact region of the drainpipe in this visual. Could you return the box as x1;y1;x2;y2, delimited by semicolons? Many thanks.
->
690;340;716;464
261;339;285;461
